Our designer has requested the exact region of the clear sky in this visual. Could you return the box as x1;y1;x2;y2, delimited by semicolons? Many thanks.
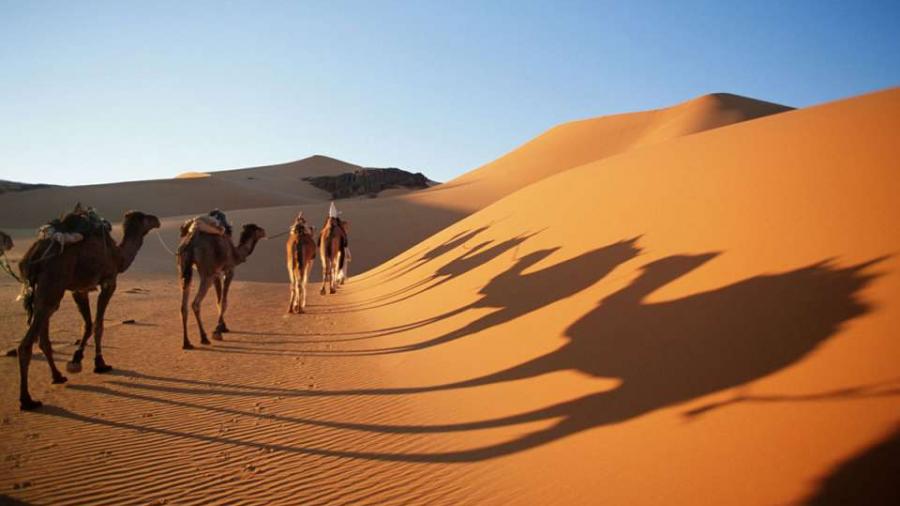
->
1;0;898;186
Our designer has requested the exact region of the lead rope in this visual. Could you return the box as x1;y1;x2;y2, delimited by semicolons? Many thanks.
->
0;253;21;282
155;229;177;256
267;229;290;240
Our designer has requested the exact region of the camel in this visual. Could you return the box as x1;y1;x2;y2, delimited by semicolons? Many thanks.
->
319;214;349;295
177;220;266;349
16;209;160;410
286;213;316;313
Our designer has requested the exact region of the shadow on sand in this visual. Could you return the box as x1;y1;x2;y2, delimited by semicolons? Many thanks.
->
39;237;893;465
803;424;900;505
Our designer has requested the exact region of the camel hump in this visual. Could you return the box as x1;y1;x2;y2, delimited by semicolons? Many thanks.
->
37;206;112;247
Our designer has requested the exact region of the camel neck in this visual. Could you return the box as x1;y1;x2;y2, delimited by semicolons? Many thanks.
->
235;236;259;264
117;231;145;273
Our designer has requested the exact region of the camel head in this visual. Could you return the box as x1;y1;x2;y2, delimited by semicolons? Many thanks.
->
239;224;267;244
123;211;162;237
0;231;12;254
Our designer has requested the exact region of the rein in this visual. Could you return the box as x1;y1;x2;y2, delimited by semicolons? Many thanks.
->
154;229;177;256
0;253;21;283
267;229;290;240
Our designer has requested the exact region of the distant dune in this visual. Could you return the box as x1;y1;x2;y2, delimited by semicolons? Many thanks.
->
1;89;897;505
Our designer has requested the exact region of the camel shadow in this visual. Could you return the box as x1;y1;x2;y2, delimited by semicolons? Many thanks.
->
803;423;900;505
56;248;891;464
324;230;538;313
329;237;642;354
325;225;491;300
340;253;886;460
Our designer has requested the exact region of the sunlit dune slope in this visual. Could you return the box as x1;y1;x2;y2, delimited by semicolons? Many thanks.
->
333;87;899;504
428;92;792;211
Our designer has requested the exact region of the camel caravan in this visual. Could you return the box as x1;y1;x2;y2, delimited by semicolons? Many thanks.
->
6;202;351;410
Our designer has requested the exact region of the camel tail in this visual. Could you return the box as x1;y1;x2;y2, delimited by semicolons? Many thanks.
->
16;239;46;326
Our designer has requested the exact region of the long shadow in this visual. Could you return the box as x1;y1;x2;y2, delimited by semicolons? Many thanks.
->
332;254;885;459
109;253;887;462
326;231;539;314
803;424;900;505
329;226;491;301
323;238;642;354
57;251;891;463
681;380;900;418
331;232;543;314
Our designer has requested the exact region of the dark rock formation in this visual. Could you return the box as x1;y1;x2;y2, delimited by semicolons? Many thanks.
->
304;168;432;199
0;180;54;194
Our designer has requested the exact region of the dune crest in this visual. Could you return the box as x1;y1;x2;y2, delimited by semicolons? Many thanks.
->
174;171;210;179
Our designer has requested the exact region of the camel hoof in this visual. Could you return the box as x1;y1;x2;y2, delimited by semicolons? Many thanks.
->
330;288;337;294
211;332;223;341
6;348;17;357
183;342;195;350
20;398;43;411
52;374;68;384
66;361;83;373
201;338;211;345
94;365;112;374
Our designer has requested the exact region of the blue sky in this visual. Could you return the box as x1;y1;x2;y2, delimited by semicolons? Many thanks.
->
1;0;898;185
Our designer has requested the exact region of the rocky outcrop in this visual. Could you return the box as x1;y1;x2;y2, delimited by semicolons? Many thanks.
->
304;168;432;199
0;180;54;194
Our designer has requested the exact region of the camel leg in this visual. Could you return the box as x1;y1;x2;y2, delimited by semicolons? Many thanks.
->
72;291;93;345
213;273;231;333
67;291;92;372
320;258;330;295
18;320;41;410
212;272;232;340
38;322;67;385
330;255;339;294
288;268;303;313
300;267;309;311
92;281;116;373
180;277;193;350
287;268;295;313
19;284;65;410
193;276;213;345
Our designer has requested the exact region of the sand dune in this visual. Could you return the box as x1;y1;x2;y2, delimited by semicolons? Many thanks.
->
0;156;352;228
1;88;898;505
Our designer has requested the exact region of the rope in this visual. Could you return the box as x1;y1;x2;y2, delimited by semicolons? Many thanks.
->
0;253;21;283
267;229;290;240
155;229;177;256
27;241;61;265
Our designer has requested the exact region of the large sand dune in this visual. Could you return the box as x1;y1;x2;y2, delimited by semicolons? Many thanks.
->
1;88;897;505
